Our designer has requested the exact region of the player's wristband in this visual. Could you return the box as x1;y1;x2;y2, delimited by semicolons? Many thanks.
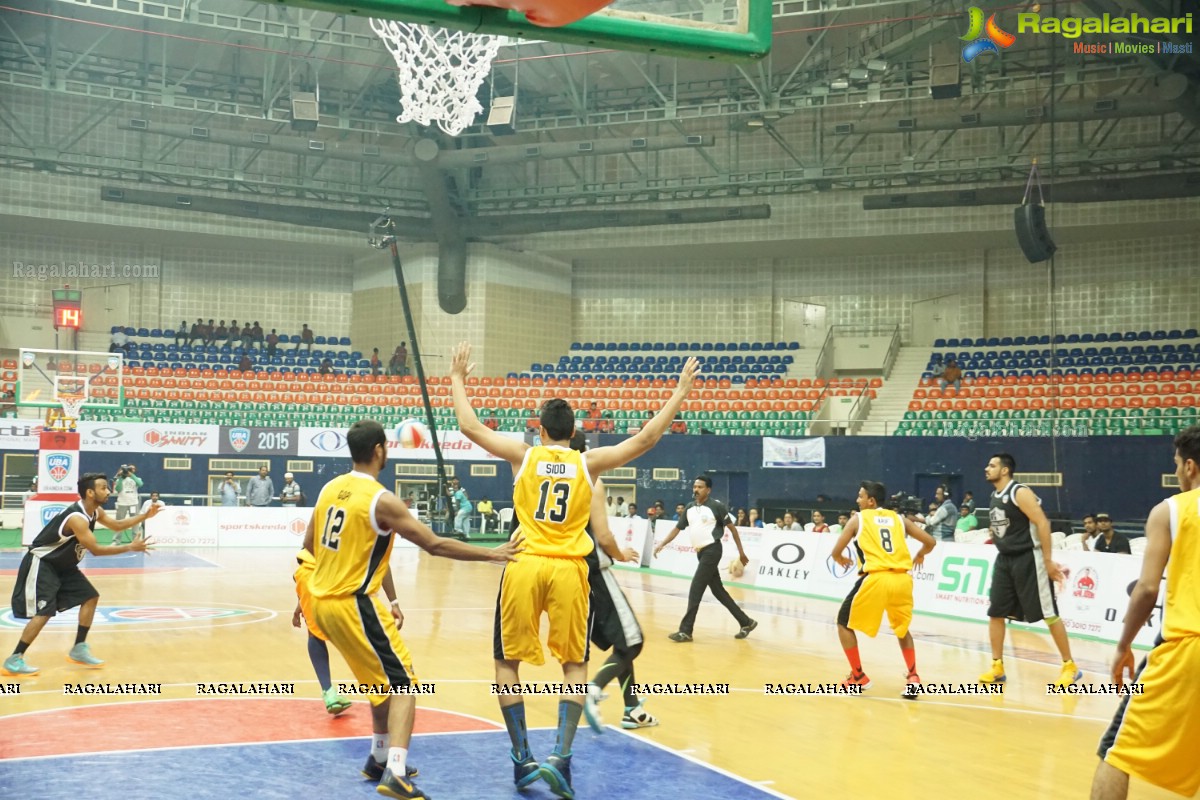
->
390;599;401;609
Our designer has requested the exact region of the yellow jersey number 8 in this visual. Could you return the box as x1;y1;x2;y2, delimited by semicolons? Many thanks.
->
879;524;894;553
321;506;346;550
534;480;570;523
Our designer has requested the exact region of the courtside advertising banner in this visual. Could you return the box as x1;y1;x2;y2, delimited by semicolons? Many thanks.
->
78;422;220;454
36;429;80;495
762;436;826;468
298;427;519;460
606;515;654;567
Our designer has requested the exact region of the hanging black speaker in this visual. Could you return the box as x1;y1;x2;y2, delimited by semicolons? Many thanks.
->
1014;204;1056;263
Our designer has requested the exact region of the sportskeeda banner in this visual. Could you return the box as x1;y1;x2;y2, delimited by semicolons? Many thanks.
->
633;528;1161;649
297;427;521;460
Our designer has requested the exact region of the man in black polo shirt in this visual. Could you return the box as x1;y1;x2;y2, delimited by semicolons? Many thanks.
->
1091;513;1132;554
654;475;755;642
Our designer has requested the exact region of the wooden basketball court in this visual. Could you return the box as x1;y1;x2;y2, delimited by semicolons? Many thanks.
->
0;546;1178;799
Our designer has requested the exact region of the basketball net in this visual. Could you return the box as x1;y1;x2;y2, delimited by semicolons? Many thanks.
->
47;379;87;432
369;18;502;136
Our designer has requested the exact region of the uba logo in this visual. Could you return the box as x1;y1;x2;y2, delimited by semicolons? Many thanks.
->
961;7;1015;62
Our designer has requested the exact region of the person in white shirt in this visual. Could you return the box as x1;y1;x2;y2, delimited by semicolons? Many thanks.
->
137;492;164;538
614;496;627;517
780;512;802;532
280;473;303;506
113;465;143;544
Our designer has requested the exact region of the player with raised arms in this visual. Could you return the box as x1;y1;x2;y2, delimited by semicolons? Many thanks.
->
450;342;698;800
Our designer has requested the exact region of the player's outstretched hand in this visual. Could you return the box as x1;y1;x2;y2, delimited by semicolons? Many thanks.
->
144;502;163;519
493;533;525;563
674;356;700;396
619;548;639;563
450;341;476;382
129;536;155;553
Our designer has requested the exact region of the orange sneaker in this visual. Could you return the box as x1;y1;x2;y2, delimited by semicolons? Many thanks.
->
840;670;871;691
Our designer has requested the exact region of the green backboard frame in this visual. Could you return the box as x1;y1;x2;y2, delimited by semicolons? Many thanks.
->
267;0;772;61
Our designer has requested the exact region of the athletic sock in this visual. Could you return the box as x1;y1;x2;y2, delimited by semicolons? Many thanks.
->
501;702;531;761
75;625;90;646
902;647;916;674
387;746;408;778
13;641;30;656
843;646;863;673
371;734;388;762
307;634;332;692
553;699;583;758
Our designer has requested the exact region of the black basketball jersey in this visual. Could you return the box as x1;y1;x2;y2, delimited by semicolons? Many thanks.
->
29;501;94;571
988;481;1037;554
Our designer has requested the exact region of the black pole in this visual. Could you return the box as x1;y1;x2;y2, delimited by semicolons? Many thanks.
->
384;221;452;535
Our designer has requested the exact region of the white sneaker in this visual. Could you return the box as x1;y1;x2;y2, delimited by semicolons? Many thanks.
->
621;702;659;729
583;683;607;733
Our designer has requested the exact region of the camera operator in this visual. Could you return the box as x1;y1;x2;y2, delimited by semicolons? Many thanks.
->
112;464;143;545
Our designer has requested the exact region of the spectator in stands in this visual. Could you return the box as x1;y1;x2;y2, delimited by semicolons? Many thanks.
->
929;354;944;378
295;323;314;353
925;486;959;541
249;321;264;351
1079;514;1099;550
962;490;976;513
238;354;253;372
174;320;189;346
939;357;963;392
482;412;500;431
370;348;382;376
956;504;979;536
109;328;130;354
807;511;830;532
226;320;241;348
670;414;688;435
676;503;687;522
829;513;850;535
626;502;641;520
771;517;785;529
213;320;228;344
390;342;408;376
200;319;216;345
240;322;255;351
525;415;540;435
780;512;801;532
318;358;333;375
187;318;205;346
137;491;164;538
477;497;496;533
220;472;241;507
748;508;764;528
246;465;274;508
614;497;627;517
280;473;303;507
735;508;749;527
265;329;279;358
1091;513;1132;554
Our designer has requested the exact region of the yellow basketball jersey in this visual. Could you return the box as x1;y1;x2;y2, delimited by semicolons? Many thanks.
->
854;509;912;573
1165;487;1200;639
513;445;594;557
308;471;393;599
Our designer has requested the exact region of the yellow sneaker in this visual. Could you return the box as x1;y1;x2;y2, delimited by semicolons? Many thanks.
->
979;659;1006;684
1054;660;1082;688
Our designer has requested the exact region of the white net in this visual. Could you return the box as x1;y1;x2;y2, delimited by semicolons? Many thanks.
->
370;19;502;137
51;376;88;430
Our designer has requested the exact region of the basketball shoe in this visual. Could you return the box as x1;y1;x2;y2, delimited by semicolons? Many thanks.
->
67;643;104;667
363;755;419;781
376;767;428;799
583;684;607;733
902;670;921;700
840;670;871;691
323;686;352;715
1053;660;1082;688
735;619;759;639
667;631;693;642
511;749;541;789
621;701;659;729
2;654;38;676
538;753;575;800
978;659;1006;684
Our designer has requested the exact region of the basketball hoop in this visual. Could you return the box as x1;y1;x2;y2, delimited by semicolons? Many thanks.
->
48;377;88;431
369;18;502;136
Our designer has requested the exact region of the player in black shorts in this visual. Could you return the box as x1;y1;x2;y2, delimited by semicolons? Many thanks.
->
568;433;658;732
978;453;1081;688
3;473;158;676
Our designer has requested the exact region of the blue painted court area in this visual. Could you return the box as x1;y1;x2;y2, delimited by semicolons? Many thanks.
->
2;728;788;800
0;550;217;571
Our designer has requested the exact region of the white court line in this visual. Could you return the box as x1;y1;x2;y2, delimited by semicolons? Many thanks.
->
612;726;797;800
0;601;278;635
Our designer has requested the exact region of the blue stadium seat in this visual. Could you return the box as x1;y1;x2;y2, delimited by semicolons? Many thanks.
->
1152;330;1167;340
946;338;960;348
934;339;947;348
652;342;665;352
785;342;799;350
1123;332;1137;341
1079;333;1093;343
986;337;1000;347
629;342;641;351
998;337;1012;346
1013;336;1027;346
686;342;699;351
569;342;581;351
1066;334;1080;344
700;343;713;351
714;343;726;352
1167;330;1182;340
738;342;750;351
781;355;794;365
339;337;350;347
1186;329;1199;338
1053;334;1066;344
615;343;628;352
1037;335;1051;345
110;326;121;334
1093;332;1108;342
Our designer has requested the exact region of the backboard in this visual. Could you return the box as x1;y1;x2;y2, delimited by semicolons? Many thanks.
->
16;348;126;411
269;0;772;61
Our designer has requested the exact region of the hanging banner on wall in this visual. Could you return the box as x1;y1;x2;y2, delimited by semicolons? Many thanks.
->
297;427;519;460
219;426;298;456
762;437;826;468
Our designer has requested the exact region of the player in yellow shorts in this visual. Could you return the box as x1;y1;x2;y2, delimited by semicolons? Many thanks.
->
292;549;353;715
831;480;936;698
1092;425;1200;799
451;341;698;800
304;420;522;800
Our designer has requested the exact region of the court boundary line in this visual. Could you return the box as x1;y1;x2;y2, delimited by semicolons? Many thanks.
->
0;600;278;635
